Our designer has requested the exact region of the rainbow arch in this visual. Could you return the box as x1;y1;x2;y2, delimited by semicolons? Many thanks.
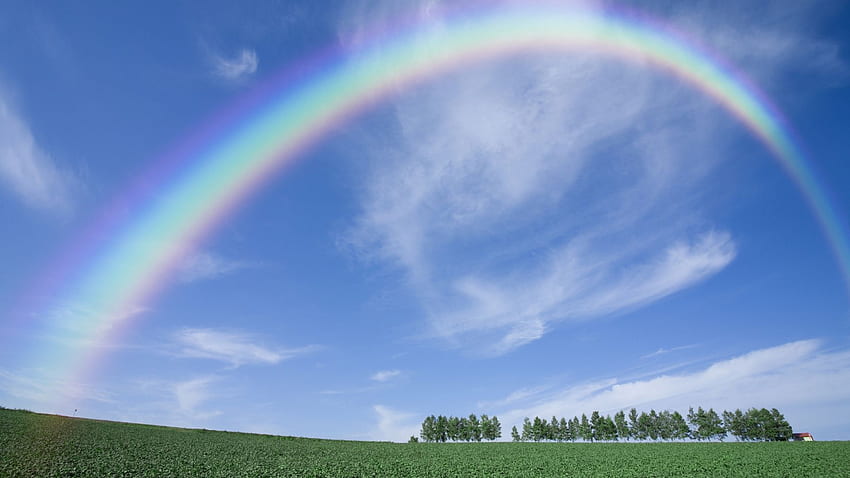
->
30;4;849;399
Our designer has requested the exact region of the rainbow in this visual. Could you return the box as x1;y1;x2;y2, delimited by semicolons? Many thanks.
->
28;3;849;404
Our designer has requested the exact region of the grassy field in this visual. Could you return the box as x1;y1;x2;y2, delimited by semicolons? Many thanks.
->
1;409;848;477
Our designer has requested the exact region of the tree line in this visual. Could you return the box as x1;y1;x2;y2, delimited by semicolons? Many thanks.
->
419;414;502;442
510;407;793;442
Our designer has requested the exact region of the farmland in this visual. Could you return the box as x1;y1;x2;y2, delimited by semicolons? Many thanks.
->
1;409;848;477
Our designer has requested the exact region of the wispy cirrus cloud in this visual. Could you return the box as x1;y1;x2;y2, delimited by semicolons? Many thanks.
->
435;231;735;356
368;405;420;442
641;343;699;360
177;251;257;283
370;369;402;382
173;376;222;419
46;303;148;342
102;375;226;427
0;96;79;216
320;369;406;395
173;328;318;367
209;48;258;82
667;1;850;88
0;368;114;408
337;0;842;356
476;384;555;411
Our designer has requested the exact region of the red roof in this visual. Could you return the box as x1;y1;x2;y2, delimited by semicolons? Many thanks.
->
793;433;812;437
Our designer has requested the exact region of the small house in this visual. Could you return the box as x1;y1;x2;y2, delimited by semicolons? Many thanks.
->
791;432;814;441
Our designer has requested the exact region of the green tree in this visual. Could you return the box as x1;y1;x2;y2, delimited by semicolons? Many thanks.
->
550;416;559;442
770;408;792;441
532;417;545;442
604;415;618;441
761;409;778;441
491;415;502;441
628;408;639;441
696;407;713;441
468;414;482;442
722;410;737;440
447;416;460;442
458;417;470;442
648;410;659;441
539;416;548;441
725;409;747;441
479;414;500;441
636;412;650;441
687;407;698;440
671;411;690;441
689;407;714;441
742;409;760;441
521;417;532;441
408;435;419;443
749;408;775;441
420;415;436;442
569;417;580;442
511;425;521;442
580;414;591;442
559;417;569;442
479;414;490;441
436;415;449;443
590;411;601;442
614;410;629;441
657;410;672;441
705;408;725;441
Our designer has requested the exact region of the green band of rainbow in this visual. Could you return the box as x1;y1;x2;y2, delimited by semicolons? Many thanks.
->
34;5;850;402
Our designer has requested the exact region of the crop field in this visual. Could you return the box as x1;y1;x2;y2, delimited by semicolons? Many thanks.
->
1;409;848;477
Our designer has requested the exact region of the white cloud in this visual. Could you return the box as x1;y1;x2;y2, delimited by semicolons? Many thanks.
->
210;48;258;82
0;368;114;409
0;96;78;215
667;1;849;88
177;251;255;283
369;405;420;442
494;340;850;439
641;344;699;360
427;231;733;356
336;0;448;50
173;376;220;419
110;376;224;425
370;369;402;382
338;0;848;357
47;302;148;338
477;384;554;411
338;1;753;355
174;328;318;367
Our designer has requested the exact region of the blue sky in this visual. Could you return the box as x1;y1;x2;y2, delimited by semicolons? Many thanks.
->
1;0;849;441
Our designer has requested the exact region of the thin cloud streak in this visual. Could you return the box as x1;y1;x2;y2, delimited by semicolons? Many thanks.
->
173;376;221;419
177;251;257;283
209;48;258;82
436;231;735;355
641;344;699;359
370;369;402;382
369;405;420;442
104;376;225;427
0;368;115;407
0;96;79;215
173;328;318;367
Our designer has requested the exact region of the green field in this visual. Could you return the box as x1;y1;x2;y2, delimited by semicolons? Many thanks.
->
1;409;848;477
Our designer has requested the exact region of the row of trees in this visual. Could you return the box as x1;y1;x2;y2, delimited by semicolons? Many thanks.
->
510;407;792;442
419;414;502;442
722;408;794;442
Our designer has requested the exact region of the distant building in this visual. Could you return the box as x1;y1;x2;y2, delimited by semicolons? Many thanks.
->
791;432;814;441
